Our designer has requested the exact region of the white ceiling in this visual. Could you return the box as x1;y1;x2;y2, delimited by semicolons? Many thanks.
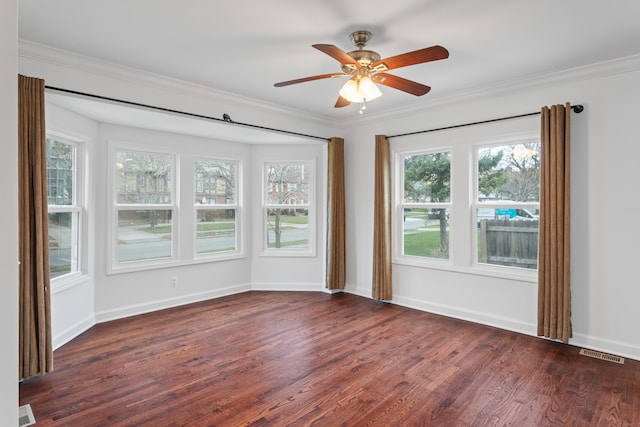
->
18;0;640;123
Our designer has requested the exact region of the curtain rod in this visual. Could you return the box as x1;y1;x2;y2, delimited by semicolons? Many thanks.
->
44;85;331;142
388;104;584;139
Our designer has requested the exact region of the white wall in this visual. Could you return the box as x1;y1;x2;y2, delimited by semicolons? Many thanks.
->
344;55;640;360
93;123;255;321
45;103;98;348
1;0;18;423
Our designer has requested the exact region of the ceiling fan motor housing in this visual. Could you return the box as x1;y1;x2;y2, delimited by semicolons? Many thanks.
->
342;49;381;72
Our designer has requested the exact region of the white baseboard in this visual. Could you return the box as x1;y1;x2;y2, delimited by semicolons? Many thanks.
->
95;283;251;323
62;283;640;362
52;313;96;351
392;294;536;337
344;283;640;362
250;282;324;292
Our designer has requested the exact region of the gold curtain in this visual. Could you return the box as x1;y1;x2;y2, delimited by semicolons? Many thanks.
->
326;137;346;290
537;103;572;344
372;135;392;300
18;74;53;379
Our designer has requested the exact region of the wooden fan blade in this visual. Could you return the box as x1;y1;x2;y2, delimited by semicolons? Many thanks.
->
313;44;360;67
373;73;431;96
335;96;350;108
372;45;449;71
274;73;347;87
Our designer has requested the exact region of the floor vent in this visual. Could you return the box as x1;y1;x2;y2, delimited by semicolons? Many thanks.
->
580;348;625;364
19;404;36;427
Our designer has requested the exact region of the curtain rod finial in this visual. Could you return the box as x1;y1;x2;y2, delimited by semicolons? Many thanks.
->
572;105;584;113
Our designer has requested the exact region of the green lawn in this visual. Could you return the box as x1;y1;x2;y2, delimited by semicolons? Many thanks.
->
404;230;449;259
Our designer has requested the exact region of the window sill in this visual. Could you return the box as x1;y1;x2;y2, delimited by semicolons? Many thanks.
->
393;258;537;283
51;273;90;295
107;252;247;275
259;249;316;258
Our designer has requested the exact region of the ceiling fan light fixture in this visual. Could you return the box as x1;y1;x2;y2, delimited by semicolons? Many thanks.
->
338;76;382;104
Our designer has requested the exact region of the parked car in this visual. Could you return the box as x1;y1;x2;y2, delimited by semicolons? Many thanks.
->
477;206;539;224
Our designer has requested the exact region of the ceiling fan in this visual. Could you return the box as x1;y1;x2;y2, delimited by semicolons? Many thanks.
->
274;30;449;114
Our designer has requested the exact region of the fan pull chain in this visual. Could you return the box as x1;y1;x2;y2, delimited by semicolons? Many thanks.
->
359;99;367;115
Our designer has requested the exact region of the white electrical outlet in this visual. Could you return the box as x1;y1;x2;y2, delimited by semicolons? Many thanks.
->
170;276;178;287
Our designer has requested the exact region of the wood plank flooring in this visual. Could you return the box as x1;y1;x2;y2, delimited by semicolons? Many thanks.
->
19;291;640;426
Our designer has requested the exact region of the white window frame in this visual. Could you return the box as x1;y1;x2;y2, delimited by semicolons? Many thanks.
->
393;147;453;268
261;159;315;257
108;142;179;273
46;134;85;289
472;137;540;275
193;156;242;259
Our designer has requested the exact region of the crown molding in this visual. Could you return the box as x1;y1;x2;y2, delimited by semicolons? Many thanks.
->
18;39;337;128
344;53;640;126
19;39;640;130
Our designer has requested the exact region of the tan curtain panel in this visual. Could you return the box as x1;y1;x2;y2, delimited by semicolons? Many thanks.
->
372;135;392;300
326;137;346;290
18;74;53;379
537;103;572;344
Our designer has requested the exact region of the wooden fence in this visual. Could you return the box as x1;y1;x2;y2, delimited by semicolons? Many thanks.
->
479;219;539;269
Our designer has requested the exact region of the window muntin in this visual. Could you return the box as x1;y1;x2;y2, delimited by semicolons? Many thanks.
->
263;162;312;252
475;141;540;270
114;150;176;265
399;151;451;261
194;159;238;256
46;138;81;279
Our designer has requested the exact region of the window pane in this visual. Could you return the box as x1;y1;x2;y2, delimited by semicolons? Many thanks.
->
116;152;173;204
48;212;78;278
265;163;309;205
46;138;74;206
117;209;172;262
266;208;308;249
196;209;236;254
403;152;451;203
477;142;540;203
194;159;236;205
403;208;449;259
477;215;539;269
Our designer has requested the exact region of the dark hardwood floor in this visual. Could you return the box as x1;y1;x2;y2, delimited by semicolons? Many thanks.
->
20;291;639;426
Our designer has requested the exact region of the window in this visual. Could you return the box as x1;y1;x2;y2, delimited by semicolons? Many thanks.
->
397;150;452;261
263;161;313;254
194;158;239;256
474;141;540;270
113;149;176;266
46;137;82;279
